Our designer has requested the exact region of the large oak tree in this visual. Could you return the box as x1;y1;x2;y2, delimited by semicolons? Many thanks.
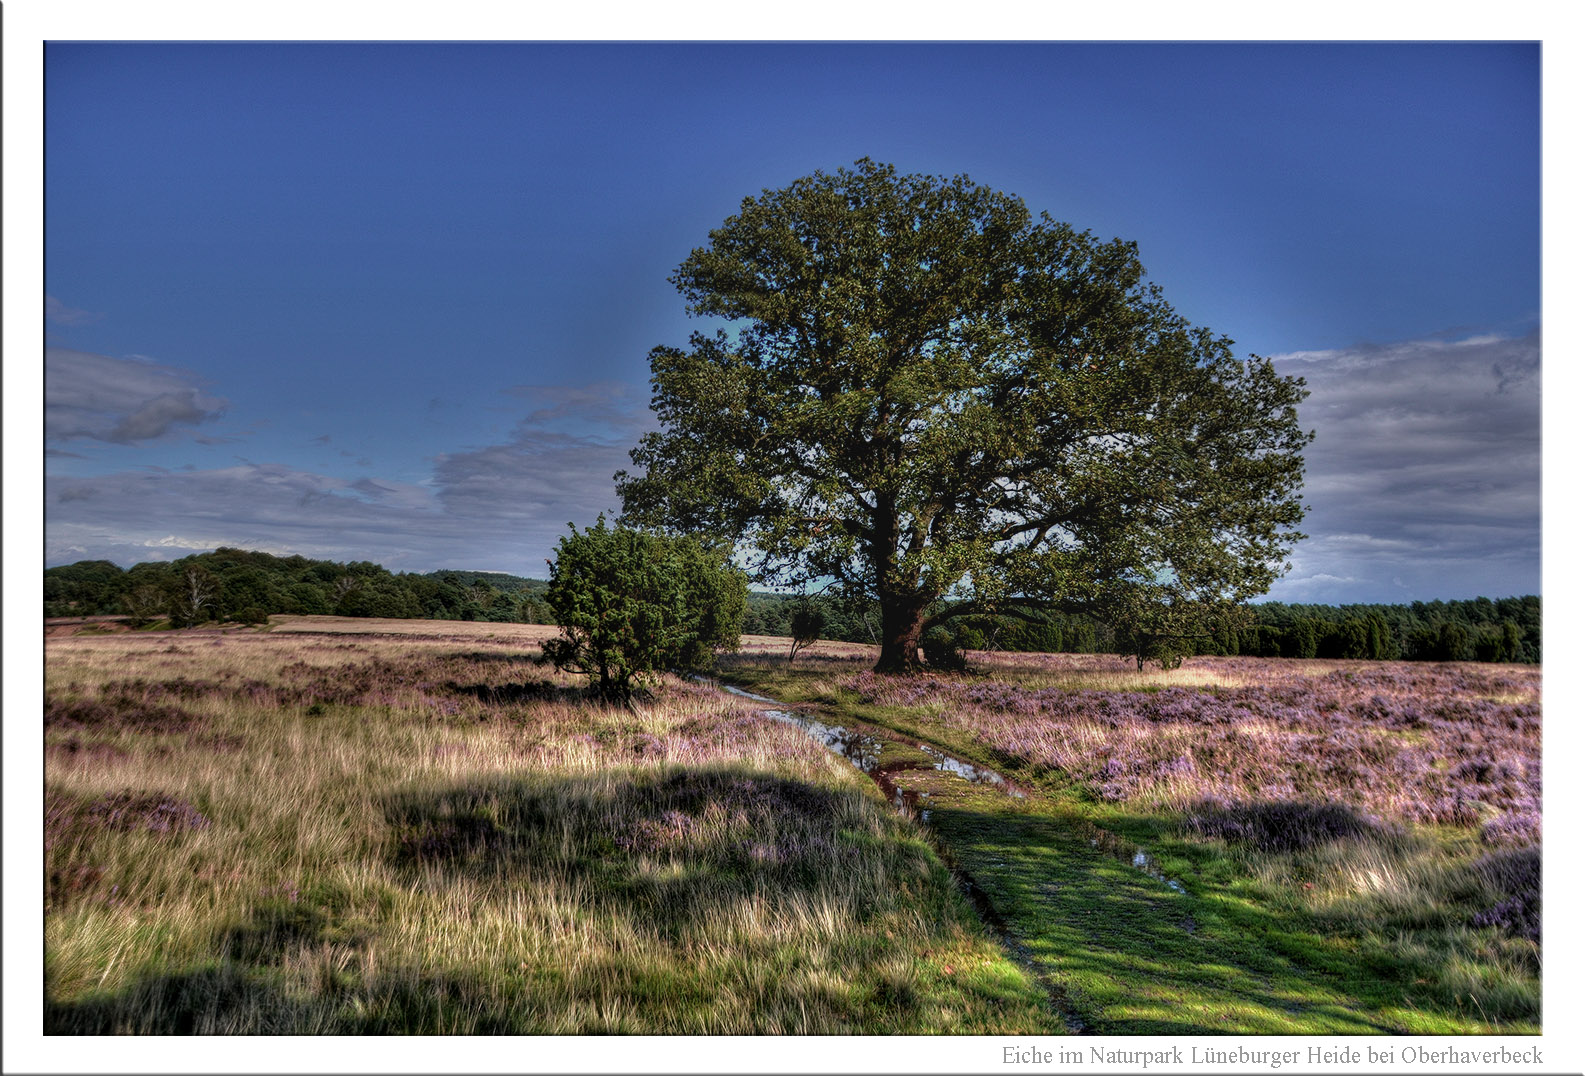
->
618;159;1311;673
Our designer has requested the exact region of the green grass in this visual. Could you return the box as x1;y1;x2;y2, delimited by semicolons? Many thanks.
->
715;655;1540;1034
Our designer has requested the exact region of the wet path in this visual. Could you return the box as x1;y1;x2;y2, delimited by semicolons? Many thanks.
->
714;679;1183;892
717;682;1020;810
705;674;1435;1036
709;677;1204;1033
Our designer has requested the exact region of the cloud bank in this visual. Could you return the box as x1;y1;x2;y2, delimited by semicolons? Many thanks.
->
44;337;1540;604
44;295;101;327
46;381;652;575
1265;331;1539;603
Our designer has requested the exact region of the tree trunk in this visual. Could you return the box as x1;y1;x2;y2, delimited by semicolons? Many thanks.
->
873;597;928;674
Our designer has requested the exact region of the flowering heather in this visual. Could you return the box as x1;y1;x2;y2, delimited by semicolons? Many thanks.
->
1470;846;1540;943
47;787;211;843
42;622;1542;1035
85;791;212;834
45;693;202;734
842;657;1539;831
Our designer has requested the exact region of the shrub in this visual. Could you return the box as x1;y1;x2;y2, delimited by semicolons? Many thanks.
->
788;602;826;663
1283;618;1318;659
1184;800;1392;853
542;518;746;699
920;627;967;670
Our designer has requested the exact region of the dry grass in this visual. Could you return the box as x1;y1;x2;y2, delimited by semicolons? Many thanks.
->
42;620;1057;1035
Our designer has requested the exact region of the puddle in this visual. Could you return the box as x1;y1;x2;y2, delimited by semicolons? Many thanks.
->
1079;827;1184;893
915;743;1025;796
717;682;1022;798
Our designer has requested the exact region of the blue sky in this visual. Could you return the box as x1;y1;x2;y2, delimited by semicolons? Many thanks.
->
41;41;1541;603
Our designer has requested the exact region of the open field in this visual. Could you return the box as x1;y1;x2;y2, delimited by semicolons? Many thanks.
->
43;616;1539;1033
44;619;1055;1033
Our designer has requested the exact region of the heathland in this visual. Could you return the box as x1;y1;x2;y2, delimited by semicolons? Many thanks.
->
44;617;1538;1033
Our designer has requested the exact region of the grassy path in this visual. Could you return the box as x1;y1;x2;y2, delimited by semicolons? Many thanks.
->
714;659;1538;1035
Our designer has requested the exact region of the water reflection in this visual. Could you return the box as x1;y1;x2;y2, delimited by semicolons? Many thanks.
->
717;683;1022;796
1087;831;1185;893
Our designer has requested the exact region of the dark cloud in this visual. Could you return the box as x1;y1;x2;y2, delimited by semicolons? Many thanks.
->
108;391;216;442
501;381;651;435
433;432;628;524
45;348;228;445
425;386;656;561
1266;331;1539;602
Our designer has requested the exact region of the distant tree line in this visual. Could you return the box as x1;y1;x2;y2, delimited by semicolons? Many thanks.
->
1237;597;1540;664
45;550;1539;664
44;548;551;627
744;592;1540;665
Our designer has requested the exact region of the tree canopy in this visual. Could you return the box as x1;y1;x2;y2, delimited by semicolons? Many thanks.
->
618;159;1312;673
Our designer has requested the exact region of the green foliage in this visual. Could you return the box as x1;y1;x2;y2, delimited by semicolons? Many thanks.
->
618;158;1312;673
44;549;550;627
988;612;1067;654
787;601;826;663
1286;618;1318;660
1406;621;1474;662
542;519;747;699
43;560;125;617
167;565;218;628
1111;594;1249;670
919;627;967;671
43;544;1540;666
121;584;167;628
1241;624;1285;658
1249;597;1538;664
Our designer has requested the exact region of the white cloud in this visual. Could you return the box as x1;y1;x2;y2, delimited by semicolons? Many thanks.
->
44;295;100;327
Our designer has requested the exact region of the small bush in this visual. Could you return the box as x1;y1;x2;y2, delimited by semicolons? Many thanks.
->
85;791;212;835
920;627;966;671
1470;846;1540;942
788;602;826;663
